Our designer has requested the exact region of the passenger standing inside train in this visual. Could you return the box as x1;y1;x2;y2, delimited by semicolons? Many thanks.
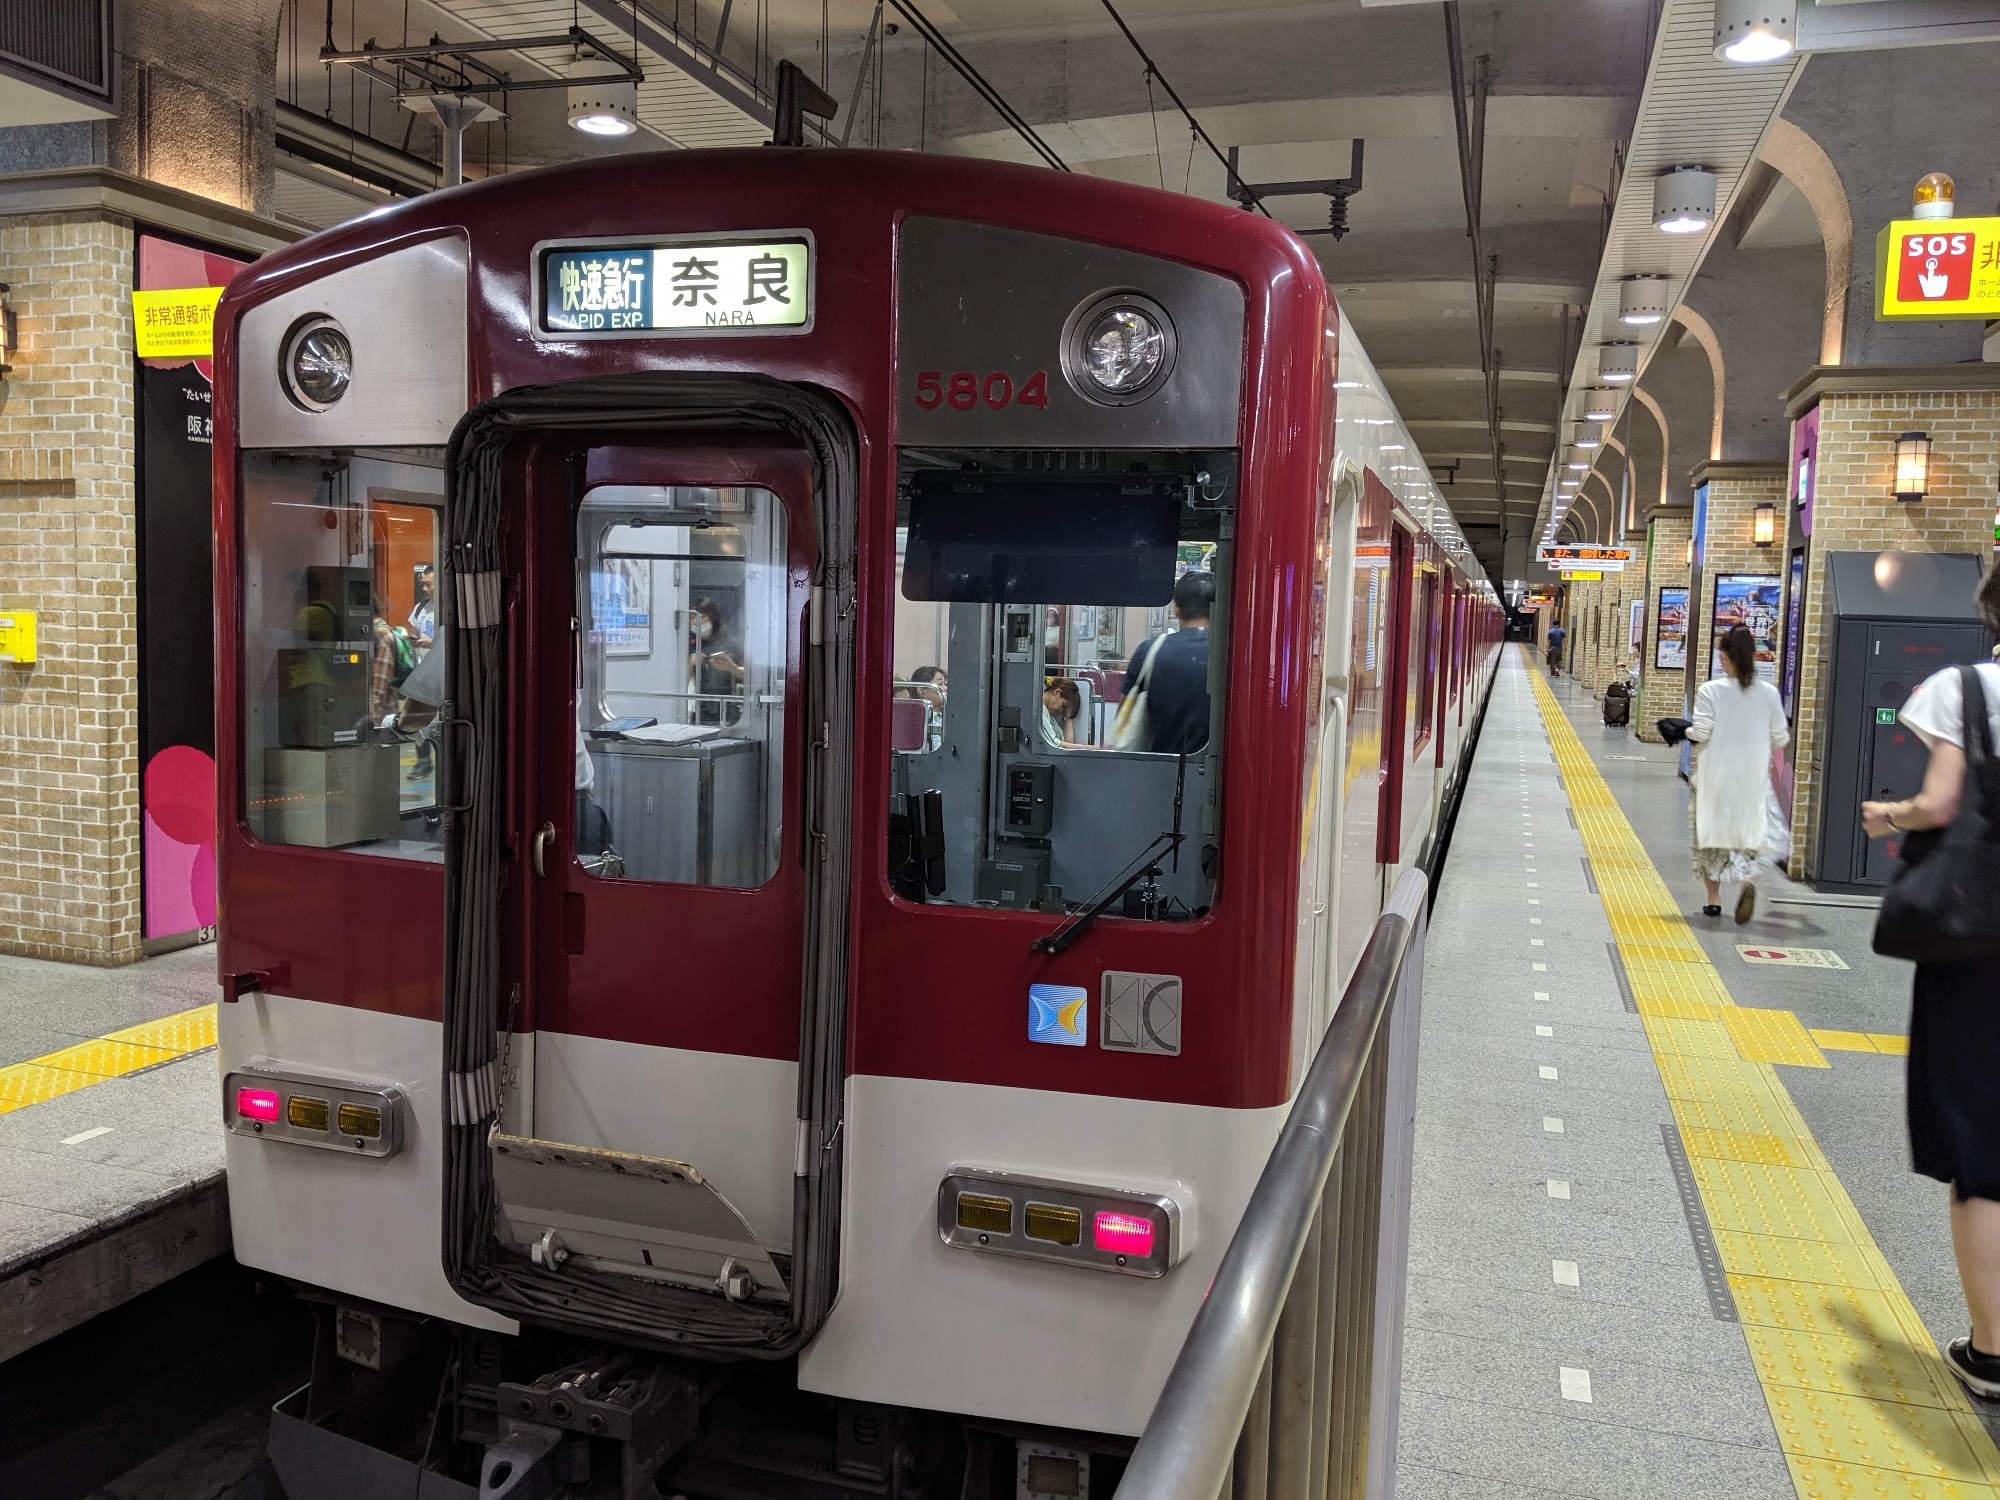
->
408;563;436;656
1861;563;2000;1400
688;596;745;726
1123;571;1214;755
1686;625;1788;923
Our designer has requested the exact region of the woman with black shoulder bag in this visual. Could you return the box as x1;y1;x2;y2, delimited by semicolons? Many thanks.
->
1862;560;2000;1399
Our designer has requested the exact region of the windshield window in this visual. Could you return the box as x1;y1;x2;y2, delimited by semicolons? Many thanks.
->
888;451;1235;921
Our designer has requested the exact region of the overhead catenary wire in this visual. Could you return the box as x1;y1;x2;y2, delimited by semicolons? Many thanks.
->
885;0;1068;171
1094;0;1269;216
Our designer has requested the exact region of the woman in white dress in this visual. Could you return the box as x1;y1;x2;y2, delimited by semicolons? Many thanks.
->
1686;626;1789;922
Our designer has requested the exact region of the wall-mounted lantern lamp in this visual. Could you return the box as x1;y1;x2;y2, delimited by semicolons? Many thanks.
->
1892;431;1932;502
1684;537;1695;566
0;284;15;376
1753;500;1777;547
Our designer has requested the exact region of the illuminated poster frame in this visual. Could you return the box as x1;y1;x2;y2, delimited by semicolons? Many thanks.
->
1656;587;1688;670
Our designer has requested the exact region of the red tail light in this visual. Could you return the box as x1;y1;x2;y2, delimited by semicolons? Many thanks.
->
1092;1211;1156;1257
237;1086;282;1123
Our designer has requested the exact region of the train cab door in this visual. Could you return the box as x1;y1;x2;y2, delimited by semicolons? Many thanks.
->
502;432;817;1306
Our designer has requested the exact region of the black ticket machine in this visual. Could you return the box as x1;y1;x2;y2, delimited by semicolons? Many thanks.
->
1812;551;1992;889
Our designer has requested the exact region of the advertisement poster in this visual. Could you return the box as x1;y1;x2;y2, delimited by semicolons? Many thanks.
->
1782;549;1807;718
1711;574;1782;683
1656;587;1688;670
591;558;653;656
1629;598;1645;655
138;234;248;947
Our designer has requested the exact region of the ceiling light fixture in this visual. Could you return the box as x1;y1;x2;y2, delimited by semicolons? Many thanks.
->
1573;423;1603;450
1579;389;1617;423
1597;342;1639;384
1619;275;1670;326
1653;166;1717;235
567;58;639;136
1713;2;1796;62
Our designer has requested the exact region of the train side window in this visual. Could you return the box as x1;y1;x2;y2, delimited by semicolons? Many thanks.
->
574;485;788;889
238;449;445;861
888;452;1234;921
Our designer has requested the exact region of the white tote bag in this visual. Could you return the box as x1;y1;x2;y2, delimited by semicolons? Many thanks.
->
1109;636;1160;751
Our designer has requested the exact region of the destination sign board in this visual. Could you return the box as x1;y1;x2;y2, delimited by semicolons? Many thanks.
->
539;235;813;335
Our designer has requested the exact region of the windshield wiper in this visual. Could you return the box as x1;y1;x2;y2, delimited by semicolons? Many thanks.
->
1031;830;1184;956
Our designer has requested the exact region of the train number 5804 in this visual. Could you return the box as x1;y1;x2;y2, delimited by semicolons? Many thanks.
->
913;369;1049;411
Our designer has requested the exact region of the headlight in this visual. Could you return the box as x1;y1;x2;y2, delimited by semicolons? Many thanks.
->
1062;292;1176;405
282;316;353;411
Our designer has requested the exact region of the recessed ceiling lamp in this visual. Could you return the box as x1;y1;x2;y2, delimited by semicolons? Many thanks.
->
1713;2;1795;63
567;58;639;136
1654;166;1717;235
1579;388;1617;422
1597;342;1639;384
1619;275;1671;326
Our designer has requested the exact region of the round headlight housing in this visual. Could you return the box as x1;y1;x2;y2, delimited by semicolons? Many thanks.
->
1062;292;1176;405
282;316;353;412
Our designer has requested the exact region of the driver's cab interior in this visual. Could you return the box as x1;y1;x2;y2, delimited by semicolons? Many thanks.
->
888;448;1237;931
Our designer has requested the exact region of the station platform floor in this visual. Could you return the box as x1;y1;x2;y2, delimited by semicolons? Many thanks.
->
0;944;225;1362
1396;646;2000;1499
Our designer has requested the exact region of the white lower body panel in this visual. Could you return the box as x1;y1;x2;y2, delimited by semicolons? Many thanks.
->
799;1073;1287;1436
218;993;516;1332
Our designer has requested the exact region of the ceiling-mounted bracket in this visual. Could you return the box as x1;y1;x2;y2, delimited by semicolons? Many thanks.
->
1225;140;1365;240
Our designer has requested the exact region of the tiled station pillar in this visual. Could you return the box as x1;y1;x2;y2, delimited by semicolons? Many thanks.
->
1689;462;1789;696
1785;367;2000;878
1636;512;1692;742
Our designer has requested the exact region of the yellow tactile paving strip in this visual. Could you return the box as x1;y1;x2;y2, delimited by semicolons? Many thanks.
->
0;1003;217;1115
1522;652;2000;1498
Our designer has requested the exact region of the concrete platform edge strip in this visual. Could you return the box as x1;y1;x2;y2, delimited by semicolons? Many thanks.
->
1523;648;2000;1497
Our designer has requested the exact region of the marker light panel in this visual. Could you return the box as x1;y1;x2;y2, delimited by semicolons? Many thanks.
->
937;1169;1187;1277
224;1066;404;1158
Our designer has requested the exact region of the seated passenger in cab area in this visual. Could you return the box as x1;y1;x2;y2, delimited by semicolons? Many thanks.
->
1121;571;1214;756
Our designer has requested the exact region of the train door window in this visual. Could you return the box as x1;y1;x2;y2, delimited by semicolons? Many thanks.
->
575;484;787;888
1413;570;1438;748
238;448;445;861
890;452;1235;921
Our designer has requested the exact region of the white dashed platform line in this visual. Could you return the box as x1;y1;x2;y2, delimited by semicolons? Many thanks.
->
1553;1260;1580;1287
1547;1179;1571;1199
1559;1367;1594;1403
1543;1117;1564;1133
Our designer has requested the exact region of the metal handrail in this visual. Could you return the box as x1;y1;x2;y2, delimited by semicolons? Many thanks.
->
1117;867;1429;1500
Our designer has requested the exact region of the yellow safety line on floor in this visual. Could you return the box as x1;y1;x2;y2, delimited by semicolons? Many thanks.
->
1521;651;2000;1499
0;1003;217;1115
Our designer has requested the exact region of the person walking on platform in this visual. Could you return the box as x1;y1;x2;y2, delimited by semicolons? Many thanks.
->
1686;625;1787;923
1545;621;1566;677
1861;562;2000;1400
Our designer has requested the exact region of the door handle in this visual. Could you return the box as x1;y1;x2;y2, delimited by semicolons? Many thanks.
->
532;822;556;878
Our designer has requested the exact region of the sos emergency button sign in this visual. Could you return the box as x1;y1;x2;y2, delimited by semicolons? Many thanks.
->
1876;217;2000;320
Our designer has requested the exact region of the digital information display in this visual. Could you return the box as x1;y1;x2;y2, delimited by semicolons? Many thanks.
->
540;237;812;334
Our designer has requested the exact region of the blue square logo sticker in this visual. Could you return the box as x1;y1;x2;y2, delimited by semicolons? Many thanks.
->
1028;984;1089;1047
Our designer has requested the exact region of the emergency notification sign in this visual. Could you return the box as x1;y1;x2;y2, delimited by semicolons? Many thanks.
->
1875;217;2000;321
540;236;812;334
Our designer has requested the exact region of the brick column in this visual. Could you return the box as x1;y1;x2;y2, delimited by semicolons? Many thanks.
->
0;176;288;964
0;214;142;963
1784;366;2000;879
1637;512;1692;741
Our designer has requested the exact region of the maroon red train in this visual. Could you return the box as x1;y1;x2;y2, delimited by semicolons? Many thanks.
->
210;147;1500;1496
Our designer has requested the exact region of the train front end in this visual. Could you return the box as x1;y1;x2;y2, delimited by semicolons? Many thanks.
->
213;149;1331;1495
